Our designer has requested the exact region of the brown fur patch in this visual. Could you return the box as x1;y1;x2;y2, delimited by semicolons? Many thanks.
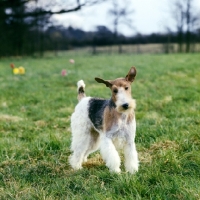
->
125;66;137;82
77;93;86;101
103;107;121;132
90;127;99;144
127;112;135;124
111;78;131;87
103;106;135;132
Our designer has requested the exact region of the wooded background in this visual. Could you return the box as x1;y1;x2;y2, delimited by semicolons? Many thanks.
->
0;0;200;56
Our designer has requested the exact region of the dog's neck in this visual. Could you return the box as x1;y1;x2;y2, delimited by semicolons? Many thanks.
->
108;98;116;109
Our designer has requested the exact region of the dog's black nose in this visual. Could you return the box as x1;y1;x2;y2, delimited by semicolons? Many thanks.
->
122;103;129;110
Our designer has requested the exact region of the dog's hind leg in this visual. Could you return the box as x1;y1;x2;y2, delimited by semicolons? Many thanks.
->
69;100;92;170
69;150;85;170
83;128;100;162
69;129;100;169
70;96;98;170
69;131;91;170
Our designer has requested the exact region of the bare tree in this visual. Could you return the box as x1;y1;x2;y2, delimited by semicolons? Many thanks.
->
0;0;108;56
169;0;199;53
171;0;185;52
108;0;134;53
162;27;174;54
185;0;199;52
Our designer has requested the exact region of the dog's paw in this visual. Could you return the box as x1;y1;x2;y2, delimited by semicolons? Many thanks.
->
110;167;121;173
69;155;83;170
73;166;83;170
125;162;139;174
83;156;88;163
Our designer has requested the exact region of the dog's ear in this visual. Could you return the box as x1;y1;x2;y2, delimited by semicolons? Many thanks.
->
125;66;137;83
95;77;112;88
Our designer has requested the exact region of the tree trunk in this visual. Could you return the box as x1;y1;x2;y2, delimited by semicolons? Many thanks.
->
177;31;183;53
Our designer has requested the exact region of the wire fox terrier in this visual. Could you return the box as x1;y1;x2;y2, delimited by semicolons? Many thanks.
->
69;67;139;173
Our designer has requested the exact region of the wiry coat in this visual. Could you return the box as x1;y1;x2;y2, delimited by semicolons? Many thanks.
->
69;67;139;173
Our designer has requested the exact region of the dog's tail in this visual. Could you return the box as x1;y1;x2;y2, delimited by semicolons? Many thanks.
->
77;80;86;101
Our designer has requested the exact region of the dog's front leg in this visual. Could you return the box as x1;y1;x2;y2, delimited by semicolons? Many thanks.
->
100;134;121;173
124;141;139;174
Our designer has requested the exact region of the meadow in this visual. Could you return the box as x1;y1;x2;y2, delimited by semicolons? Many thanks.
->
0;51;200;199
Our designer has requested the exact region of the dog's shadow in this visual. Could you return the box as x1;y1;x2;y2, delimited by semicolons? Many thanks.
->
82;153;105;169
81;152;127;173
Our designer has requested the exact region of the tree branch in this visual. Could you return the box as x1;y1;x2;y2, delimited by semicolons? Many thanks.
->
4;0;108;18
6;4;85;18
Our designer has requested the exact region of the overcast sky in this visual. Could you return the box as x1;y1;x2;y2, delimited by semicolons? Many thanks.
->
53;0;200;36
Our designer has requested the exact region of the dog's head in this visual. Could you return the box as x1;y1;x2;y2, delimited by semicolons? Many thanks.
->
95;67;136;113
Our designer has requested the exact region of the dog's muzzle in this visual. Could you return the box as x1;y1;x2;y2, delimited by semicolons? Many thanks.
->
122;103;129;110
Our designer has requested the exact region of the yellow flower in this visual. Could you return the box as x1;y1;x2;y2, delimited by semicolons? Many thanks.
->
18;66;25;74
13;68;19;74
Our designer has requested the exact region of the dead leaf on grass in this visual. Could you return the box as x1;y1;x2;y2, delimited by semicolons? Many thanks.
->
0;114;23;122
139;151;153;163
149;140;179;152
35;120;47;127
83;153;104;168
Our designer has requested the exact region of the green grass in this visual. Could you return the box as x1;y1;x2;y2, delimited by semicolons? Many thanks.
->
0;52;200;199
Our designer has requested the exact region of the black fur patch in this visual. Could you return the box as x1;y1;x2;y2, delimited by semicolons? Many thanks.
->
88;98;115;130
78;86;84;94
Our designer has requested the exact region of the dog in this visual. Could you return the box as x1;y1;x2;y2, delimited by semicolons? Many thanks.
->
69;67;139;173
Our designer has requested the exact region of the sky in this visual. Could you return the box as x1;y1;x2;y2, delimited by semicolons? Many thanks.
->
53;0;200;36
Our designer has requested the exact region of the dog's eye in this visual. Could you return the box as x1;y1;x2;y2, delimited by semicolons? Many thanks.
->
113;89;118;94
125;87;129;90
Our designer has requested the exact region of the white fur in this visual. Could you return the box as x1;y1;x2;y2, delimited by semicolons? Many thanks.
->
116;88;130;106
77;80;85;91
100;134;121;173
69;97;95;170
115;88;136;113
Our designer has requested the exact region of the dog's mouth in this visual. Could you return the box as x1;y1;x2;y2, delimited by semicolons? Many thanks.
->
117;105;131;113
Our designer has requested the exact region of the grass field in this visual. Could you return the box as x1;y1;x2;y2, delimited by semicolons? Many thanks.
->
0;52;200;199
